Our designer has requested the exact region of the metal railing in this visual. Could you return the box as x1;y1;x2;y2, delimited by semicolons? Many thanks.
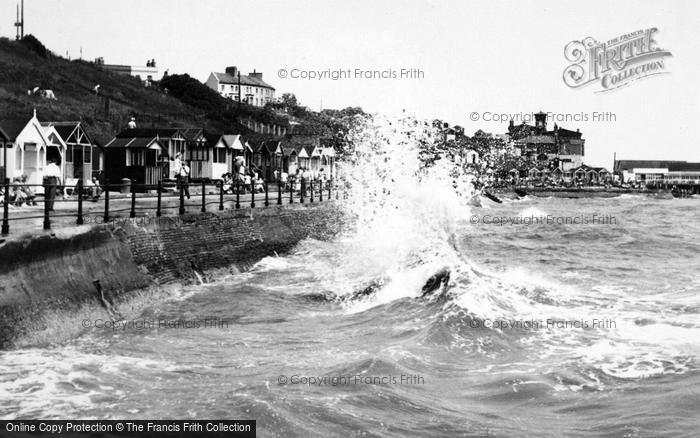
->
1;177;346;237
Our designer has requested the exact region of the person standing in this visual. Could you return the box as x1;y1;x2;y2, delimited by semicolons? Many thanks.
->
43;158;62;211
180;160;191;199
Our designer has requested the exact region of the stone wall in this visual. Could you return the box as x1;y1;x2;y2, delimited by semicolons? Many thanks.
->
0;203;348;348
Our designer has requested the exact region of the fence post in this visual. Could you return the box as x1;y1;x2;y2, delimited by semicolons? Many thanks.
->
130;182;136;218
201;180;206;213
156;180;162;217
103;179;110;223
289;181;293;204
219;181;224;211
335;181;339;200
179;183;185;215
235;182;240;209
251;180;255;208
278;180;283;205
319;180;323;202
43;180;51;230
310;179;314;203
328;178;332;201
1;178;9;235
76;179;84;225
264;182;269;207
300;179;305;204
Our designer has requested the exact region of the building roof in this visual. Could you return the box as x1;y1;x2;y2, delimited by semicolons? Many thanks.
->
222;134;244;150
613;160;686;171
41;121;96;146
667;162;700;172
0;119;30;141
104;136;161;149
180;128;205;142
115;128;181;139
519;135;555;144
212;72;275;90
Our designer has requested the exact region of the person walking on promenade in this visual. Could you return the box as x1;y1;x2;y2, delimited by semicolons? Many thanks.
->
43;158;62;211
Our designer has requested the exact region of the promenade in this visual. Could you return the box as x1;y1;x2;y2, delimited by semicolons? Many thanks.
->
1;181;340;242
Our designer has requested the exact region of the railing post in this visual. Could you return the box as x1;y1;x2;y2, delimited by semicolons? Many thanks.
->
1;178;9;235
319;179;323;202
76;179;84;225
201;180;206;213
310;179;314;203
277;180;283;205
264;182;269;207
289;180;293;204
219;180;224;211
235;181;240;209
300;178;305;204
130;182;136;218
251;180;255;208
43;179;51;230
103;179;110;223
179;182;185;215
156;180;162;217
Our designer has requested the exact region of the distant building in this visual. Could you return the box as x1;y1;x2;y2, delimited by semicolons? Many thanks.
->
614;160;700;184
506;111;585;171
206;66;275;107
100;59;159;86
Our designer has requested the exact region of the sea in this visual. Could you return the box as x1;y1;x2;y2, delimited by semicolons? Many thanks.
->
1;117;698;437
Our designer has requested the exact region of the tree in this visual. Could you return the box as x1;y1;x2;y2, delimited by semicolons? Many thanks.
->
280;93;298;108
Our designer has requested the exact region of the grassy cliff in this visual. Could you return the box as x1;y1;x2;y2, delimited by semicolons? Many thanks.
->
0;36;246;139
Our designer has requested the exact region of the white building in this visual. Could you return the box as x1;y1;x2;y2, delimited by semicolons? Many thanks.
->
206;66;275;107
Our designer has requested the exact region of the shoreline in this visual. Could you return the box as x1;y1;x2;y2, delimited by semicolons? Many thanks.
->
493;187;675;199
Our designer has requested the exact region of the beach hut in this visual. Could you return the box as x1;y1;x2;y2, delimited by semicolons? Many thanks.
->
320;147;336;180
181;128;209;180
103;130;165;188
0;127;9;181
42;121;96;181
206;132;230;180
0;110;65;192
223;134;245;166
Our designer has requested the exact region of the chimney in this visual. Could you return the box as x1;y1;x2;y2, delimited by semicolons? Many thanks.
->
249;69;263;80
225;66;238;77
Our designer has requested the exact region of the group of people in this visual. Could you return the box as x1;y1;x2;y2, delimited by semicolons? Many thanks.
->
1;175;38;207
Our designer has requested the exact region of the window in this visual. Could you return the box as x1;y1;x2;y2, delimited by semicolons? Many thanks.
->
188;147;208;161
129;150;145;166
84;146;91;163
213;148;226;163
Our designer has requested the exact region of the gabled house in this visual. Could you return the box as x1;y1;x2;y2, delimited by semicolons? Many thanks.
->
103;130;165;188
0;110;65;191
206;66;276;107
41;121;97;180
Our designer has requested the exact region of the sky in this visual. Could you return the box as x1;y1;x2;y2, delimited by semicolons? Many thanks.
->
1;0;699;167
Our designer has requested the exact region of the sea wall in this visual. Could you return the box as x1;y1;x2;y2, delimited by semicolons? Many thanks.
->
0;203;348;348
